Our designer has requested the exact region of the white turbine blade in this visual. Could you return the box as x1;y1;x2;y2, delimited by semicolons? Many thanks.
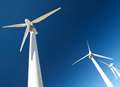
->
72;54;88;65
2;23;26;28
98;60;109;66
32;7;61;24
110;67;118;79
93;53;113;60
86;41;91;52
20;26;30;52
98;60;118;79
116;67;120;73
112;66;120;78
115;67;120;78
91;58;114;87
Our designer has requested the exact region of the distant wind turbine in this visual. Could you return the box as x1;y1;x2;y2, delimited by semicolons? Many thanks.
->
72;41;114;87
2;7;61;87
100;61;120;79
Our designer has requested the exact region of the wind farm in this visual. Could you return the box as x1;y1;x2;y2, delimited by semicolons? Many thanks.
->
72;42;114;87
2;7;61;87
1;0;120;87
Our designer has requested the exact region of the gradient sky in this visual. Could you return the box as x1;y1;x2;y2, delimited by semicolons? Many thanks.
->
0;0;120;87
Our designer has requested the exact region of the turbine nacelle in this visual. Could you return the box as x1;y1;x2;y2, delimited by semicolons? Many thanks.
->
25;19;30;23
108;63;114;68
25;19;33;26
88;53;93;59
88;48;93;59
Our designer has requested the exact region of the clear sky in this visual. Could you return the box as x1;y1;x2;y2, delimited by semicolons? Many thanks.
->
0;0;120;87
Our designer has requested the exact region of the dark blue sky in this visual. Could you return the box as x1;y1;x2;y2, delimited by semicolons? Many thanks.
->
0;0;120;87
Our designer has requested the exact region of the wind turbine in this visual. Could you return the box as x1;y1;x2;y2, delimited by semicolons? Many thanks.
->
72;42;114;87
2;7;61;87
100;61;120;79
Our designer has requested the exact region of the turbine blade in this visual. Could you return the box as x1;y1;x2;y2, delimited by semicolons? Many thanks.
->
20;26;30;52
98;60;109;66
112;66;120;78
110;68;118;79
86;41;91;52
72;54;88;65
116;67;120;73
32;7;61;24
93;53;113;60
2;23;26;28
91;58;114;87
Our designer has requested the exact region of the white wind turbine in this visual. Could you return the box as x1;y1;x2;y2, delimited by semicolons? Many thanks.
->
72;42;114;87
100;61;120;79
2;7;61;87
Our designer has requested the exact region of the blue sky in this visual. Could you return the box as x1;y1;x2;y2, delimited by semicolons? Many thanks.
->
0;0;120;87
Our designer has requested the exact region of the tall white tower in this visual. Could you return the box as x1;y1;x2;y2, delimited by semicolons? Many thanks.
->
28;31;43;87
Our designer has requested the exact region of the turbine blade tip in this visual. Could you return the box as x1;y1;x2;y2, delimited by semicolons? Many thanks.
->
72;63;75;66
20;48;22;52
108;58;113;60
58;7;62;9
2;26;7;28
55;7;61;11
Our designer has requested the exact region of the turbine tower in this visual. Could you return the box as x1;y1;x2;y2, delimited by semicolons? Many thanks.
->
2;7;61;87
72;41;114;87
100;61;120;79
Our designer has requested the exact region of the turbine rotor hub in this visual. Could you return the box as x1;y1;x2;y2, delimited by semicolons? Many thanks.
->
109;63;114;68
25;19;33;26
88;53;93;59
